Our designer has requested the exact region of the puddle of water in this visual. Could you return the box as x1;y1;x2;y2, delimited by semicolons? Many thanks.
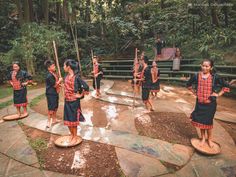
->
101;105;119;120
82;109;94;126
83;127;94;140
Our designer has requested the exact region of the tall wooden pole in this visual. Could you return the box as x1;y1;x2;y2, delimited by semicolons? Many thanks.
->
91;50;97;92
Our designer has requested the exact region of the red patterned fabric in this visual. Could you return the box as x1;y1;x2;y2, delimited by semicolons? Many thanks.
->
64;120;79;126
93;64;99;75
64;75;77;101
197;73;212;104
11;71;21;90
64;108;81;126
48;109;57;116
151;67;159;83
191;120;213;129
14;102;28;107
223;87;230;93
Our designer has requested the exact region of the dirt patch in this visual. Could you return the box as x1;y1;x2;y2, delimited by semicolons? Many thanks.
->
135;112;197;146
217;120;236;145
21;125;123;176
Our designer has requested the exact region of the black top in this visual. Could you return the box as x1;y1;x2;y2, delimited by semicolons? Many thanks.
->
142;66;152;88
7;70;32;89
97;64;103;76
46;72;58;95
186;72;230;93
74;74;89;94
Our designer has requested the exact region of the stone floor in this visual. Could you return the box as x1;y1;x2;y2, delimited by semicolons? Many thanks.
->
0;80;236;177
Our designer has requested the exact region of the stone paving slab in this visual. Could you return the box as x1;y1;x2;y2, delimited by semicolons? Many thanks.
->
215;111;236;124
106;89;141;99
0;105;17;118
95;92;143;106
213;121;235;152
115;147;169;177
90;80;143;106
1;80;236;177
0;121;38;165
0;153;10;176
22;112;193;167
109;107;147;134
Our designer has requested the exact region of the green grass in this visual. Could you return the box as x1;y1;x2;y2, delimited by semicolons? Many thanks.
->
0;86;12;99
29;94;45;107
0;100;13;110
29;137;47;168
17;120;24;126
29;138;47;151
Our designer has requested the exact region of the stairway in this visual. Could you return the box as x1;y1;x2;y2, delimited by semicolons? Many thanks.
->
101;58;236;81
101;58;199;81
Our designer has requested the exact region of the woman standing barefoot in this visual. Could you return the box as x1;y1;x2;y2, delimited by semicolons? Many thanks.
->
7;61;32;117
187;59;230;148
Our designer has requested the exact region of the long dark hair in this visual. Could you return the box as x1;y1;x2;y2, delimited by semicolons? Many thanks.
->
64;59;79;75
143;56;149;64
44;60;54;69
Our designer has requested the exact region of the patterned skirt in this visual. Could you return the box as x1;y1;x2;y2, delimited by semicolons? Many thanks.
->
64;99;85;126
142;87;150;102
46;94;59;114
151;80;160;92
13;87;27;107
191;99;217;129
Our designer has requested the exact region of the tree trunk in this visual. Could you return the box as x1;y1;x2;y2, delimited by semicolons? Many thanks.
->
28;0;34;22
160;0;165;9
42;0;49;25
15;0;24;25
56;2;61;24
85;0;91;37
23;0;30;23
63;0;68;22
222;4;228;27
25;57;35;76
209;0;220;27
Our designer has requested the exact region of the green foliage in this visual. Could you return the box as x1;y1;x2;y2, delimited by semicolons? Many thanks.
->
1;0;236;83
0;86;12;99
0;100;13;110
29;138;47;151
2;23;71;75
30;94;45;107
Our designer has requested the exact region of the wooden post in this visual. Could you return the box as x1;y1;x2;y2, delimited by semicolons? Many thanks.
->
53;41;62;78
91;49;97;93
132;48;139;108
52;40;64;95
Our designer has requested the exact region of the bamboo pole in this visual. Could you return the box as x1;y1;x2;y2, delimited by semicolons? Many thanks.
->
91;49;97;93
132;48;139;108
52;40;64;95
